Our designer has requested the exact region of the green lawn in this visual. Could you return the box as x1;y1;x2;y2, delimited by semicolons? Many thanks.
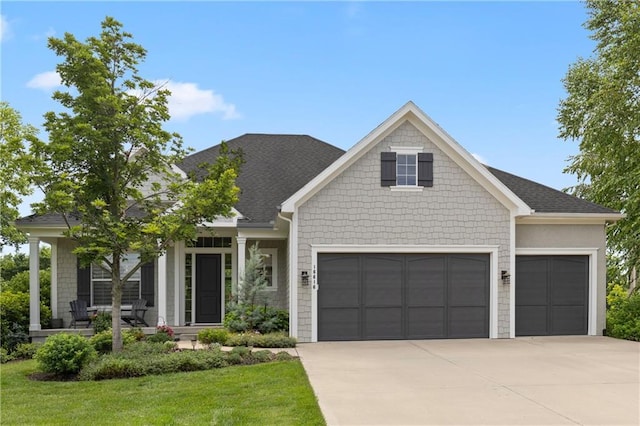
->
1;359;325;425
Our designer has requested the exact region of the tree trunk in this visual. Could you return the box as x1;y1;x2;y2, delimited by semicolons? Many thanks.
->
111;260;123;352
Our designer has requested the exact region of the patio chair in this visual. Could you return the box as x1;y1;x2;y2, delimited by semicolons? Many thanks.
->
69;299;92;328
121;299;149;327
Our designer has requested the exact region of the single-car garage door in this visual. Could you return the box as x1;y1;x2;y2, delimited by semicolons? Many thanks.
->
516;255;588;336
318;253;489;341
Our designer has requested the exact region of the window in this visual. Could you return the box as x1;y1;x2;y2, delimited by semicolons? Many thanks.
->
262;249;278;290
91;253;141;306
396;154;417;186
381;149;433;188
187;237;232;248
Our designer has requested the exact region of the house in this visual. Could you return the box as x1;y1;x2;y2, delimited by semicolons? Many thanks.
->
18;102;623;342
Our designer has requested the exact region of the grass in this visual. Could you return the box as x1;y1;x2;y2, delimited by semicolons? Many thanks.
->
1;359;325;425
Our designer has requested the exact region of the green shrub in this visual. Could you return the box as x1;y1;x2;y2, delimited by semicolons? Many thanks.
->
0;347;14;363
11;342;41;360
125;327;146;341
225;332;296;348
90;329;137;353
36;333;96;375
79;357;145;381
197;328;229;345
275;351;294;361
230;345;251;357
607;288;640;341
224;304;289;334
0;269;51;307
251;349;273;363
0;291;51;351
146;331;173;343
91;312;112;333
225;352;243;365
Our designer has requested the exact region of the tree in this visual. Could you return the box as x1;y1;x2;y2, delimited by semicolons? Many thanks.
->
557;0;640;283
30;17;241;351
0;102;40;249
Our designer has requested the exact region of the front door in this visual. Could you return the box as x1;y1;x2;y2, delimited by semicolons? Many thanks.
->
195;254;222;323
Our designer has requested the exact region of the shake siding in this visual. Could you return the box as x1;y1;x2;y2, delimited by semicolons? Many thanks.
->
296;121;512;341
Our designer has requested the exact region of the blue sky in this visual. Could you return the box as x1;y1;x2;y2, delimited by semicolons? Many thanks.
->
2;1;594;214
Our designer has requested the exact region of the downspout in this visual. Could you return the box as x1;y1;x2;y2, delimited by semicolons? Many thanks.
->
278;212;297;338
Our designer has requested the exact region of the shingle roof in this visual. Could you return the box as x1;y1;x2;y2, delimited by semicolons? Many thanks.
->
179;134;345;225
486;166;617;214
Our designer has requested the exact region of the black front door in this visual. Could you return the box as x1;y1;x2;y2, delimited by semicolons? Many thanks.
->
195;254;222;323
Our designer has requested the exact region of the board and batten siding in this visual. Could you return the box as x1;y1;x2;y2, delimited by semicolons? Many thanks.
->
296;121;512;342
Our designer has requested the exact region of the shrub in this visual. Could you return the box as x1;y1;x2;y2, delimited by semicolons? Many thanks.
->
0;347;13;363
146;331;173;344
90;329;137;353
251;349;273;363
225;332;296;348
126;327;146;341
36;333;96;375
79;357;145;381
230;345;251;357
156;325;174;337
275;351;294;361
11;342;40;360
91;312;112;333
198;328;229;345
0;291;51;351
224;305;289;334
607;288;640;341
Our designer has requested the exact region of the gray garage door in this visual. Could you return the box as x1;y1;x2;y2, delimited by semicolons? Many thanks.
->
318;253;489;341
516;255;588;336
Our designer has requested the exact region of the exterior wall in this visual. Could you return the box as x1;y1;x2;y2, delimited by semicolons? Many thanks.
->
516;223;607;335
54;238;158;327
296;121;512;342
247;239;288;310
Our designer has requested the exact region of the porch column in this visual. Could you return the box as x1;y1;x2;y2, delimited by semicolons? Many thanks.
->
28;237;41;331
50;241;58;318
236;237;247;294
157;250;167;325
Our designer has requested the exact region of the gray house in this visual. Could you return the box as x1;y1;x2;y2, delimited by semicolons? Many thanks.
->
19;102;622;342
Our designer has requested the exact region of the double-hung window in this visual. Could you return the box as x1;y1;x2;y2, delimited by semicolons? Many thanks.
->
261;249;278;290
91;253;141;306
381;147;433;188
396;154;417;186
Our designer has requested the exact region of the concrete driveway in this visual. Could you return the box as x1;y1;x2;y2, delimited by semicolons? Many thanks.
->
297;337;639;425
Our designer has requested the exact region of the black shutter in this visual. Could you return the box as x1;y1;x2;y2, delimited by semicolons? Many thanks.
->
381;152;396;186
77;259;91;305
141;261;155;306
418;153;433;187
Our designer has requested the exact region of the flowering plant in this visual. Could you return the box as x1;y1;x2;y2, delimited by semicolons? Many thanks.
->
156;324;174;338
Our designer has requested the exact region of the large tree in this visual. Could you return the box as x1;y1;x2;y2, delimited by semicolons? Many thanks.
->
0;102;39;249
30;17;241;351
557;0;640;283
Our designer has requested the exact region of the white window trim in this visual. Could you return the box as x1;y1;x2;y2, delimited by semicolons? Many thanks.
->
389;146;424;189
262;248;278;291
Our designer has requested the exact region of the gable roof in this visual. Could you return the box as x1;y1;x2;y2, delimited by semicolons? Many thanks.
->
486;166;618;214
179;134;344;225
281;101;533;215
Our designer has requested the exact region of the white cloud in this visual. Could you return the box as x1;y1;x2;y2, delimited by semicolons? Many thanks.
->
472;153;489;165
0;14;12;43
157;80;240;121
26;71;62;91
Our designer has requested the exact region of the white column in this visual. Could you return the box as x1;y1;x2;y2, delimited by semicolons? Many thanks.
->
28;237;41;331
236;237;247;296
157;250;167;325
50;241;58;318
174;241;183;325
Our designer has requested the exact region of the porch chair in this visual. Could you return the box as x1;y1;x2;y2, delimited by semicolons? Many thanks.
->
121;299;149;327
69;299;92;328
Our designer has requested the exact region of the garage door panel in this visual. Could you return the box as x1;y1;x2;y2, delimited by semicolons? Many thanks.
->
551;306;587;335
449;307;487;338
449;256;489;306
407;307;445;338
552;258;588;306
318;256;360;308
318;308;360;341
407;257;445;307
516;306;548;336
515;258;548;305
364;308;403;339
364;256;403;306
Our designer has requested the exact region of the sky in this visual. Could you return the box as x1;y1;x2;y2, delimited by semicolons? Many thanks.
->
1;1;596;220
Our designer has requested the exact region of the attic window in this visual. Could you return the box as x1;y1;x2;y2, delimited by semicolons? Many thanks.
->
381;149;433;188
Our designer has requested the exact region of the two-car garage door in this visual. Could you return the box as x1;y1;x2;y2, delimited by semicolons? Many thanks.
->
318;253;489;341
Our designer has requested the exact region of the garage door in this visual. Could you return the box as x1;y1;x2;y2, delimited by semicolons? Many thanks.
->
516;255;588;336
318;253;489;341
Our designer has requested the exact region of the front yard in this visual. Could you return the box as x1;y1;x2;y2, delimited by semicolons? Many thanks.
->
1;359;325;425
